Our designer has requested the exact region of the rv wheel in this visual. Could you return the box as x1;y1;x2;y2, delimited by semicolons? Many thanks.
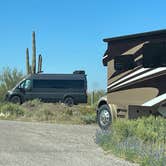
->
64;97;74;107
97;104;112;130
10;96;21;104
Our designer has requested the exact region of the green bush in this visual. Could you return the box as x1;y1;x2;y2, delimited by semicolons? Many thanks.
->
0;67;24;101
87;90;106;106
0;100;96;124
81;113;96;124
0;103;24;117
96;116;166;166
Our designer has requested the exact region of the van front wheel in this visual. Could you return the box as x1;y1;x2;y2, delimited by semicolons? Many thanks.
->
10;96;21;104
64;97;74;107
97;104;112;130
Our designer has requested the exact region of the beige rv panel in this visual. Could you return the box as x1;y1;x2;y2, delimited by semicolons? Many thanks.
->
122;42;146;55
107;87;159;107
107;60;133;85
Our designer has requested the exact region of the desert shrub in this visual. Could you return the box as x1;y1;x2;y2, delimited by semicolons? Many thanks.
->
111;119;137;142
0;102;24;117
23;98;41;107
96;116;166;166
21;101;96;124
0;99;97;124
0;67;24;101
81;113;96;124
87;90;106;106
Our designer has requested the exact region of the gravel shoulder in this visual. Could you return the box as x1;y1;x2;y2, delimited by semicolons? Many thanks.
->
0;120;138;166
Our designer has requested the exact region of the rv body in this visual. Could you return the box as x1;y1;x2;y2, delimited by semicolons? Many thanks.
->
5;71;87;106
97;30;166;129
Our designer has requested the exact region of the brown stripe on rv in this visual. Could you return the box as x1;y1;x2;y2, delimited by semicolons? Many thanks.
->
108;68;154;89
107;70;166;95
108;66;143;83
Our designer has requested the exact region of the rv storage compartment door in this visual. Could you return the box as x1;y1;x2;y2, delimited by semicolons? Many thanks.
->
128;105;156;119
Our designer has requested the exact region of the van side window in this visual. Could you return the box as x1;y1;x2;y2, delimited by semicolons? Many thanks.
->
114;55;135;71
24;80;32;90
20;81;25;89
33;80;84;89
143;42;166;68
20;79;32;90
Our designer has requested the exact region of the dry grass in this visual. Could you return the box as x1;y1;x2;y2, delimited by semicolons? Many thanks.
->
0;99;96;124
96;117;166;166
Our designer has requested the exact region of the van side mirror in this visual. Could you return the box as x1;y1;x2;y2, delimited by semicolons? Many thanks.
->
114;55;135;71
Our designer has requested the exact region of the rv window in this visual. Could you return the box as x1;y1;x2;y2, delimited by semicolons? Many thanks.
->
33;79;84;89
114;55;135;71
143;42;166;68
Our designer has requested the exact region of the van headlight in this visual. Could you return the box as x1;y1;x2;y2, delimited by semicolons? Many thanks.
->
7;90;12;94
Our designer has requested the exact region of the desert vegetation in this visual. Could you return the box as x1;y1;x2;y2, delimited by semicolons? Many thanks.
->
1;67;166;165
26;31;43;75
87;90;106;106
96;116;166;166
0;67;24;101
0;99;96;124
0;67;103;125
1;32;166;165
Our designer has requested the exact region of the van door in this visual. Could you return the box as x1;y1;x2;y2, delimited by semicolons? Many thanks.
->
31;79;59;102
20;79;33;101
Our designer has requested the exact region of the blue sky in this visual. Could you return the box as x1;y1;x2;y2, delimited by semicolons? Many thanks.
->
0;0;166;91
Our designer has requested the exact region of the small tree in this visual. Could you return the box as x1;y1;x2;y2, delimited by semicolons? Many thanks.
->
88;90;106;106
0;67;24;101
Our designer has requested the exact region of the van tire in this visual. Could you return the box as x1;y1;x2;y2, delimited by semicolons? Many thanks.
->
64;97;74;107
10;96;21;104
97;104;112;130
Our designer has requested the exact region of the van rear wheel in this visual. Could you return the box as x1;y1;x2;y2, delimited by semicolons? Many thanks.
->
97;104;112;130
10;96;21;104
64;97;74;107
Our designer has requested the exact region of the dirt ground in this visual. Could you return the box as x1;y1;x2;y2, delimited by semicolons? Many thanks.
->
0;120;138;166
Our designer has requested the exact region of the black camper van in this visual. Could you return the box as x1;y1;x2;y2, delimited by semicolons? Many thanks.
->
5;71;87;106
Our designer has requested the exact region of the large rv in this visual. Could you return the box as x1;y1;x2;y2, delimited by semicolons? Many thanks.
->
5;70;87;106
96;29;166;129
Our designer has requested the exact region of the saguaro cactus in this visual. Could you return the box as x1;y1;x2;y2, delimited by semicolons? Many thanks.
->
31;31;36;74
29;65;32;74
26;48;30;74
38;54;42;73
25;31;44;75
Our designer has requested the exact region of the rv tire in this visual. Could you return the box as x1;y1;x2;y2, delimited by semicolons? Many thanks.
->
97;104;112;130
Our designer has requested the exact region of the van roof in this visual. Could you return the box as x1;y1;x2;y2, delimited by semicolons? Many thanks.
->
26;73;86;80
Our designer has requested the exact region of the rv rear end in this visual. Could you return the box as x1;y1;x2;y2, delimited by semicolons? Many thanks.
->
97;29;166;129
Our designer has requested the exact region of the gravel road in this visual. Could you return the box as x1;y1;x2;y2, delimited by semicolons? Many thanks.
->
0;120;138;166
